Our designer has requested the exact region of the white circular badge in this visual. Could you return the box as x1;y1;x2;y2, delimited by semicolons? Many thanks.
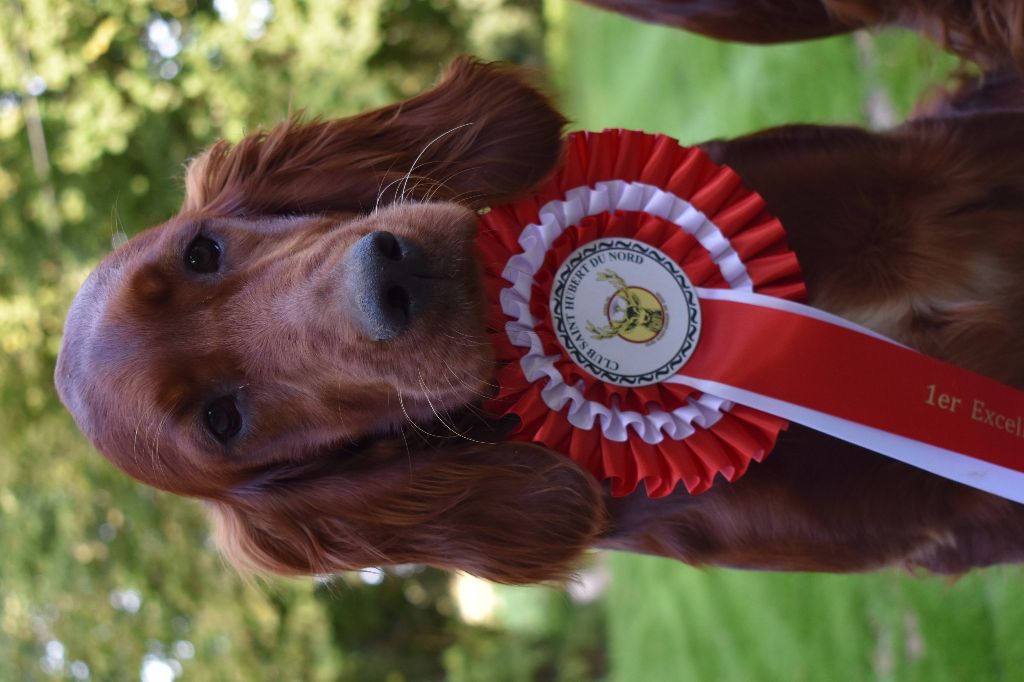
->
549;238;701;386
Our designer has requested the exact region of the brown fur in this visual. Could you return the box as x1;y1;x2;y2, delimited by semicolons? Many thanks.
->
57;28;1024;583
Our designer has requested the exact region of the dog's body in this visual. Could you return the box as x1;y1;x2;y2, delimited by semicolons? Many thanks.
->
607;103;1024;574
57;4;1024;583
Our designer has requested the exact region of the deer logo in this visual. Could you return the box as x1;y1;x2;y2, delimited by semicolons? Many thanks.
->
586;269;666;343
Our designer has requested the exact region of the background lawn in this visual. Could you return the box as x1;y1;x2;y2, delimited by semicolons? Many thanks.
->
546;3;1024;681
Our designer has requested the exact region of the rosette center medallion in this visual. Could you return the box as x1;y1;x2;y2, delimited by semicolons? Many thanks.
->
550;238;701;387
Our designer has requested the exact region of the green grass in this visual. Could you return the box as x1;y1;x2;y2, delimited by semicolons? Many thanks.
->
546;1;957;140
545;3;1023;681
608;554;1024;681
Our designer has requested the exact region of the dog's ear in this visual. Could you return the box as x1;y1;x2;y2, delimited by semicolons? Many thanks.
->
183;56;567;216
207;441;607;584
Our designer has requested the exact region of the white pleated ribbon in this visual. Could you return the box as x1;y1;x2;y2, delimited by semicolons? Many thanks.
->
499;180;749;444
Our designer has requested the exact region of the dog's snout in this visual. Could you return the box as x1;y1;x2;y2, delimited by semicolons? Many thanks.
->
345;230;433;341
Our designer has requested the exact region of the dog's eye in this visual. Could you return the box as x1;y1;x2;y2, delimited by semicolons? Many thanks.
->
204;395;241;442
185;236;222;273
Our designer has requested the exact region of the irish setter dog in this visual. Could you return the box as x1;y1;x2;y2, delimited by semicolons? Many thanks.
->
57;1;1024;583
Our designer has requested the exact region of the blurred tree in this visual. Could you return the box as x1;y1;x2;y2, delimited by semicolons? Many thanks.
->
0;0;605;679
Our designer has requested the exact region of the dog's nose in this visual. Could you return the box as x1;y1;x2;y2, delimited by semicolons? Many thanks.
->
345;230;433;341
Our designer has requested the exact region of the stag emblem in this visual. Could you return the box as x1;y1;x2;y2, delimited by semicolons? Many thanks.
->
586;269;665;343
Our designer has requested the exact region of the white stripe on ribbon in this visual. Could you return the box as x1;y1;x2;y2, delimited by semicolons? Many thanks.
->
677;372;1024;504
694;287;907;347
670;288;1024;504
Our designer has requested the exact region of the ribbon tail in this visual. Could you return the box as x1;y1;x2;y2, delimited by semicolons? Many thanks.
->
683;288;1024;504
676;374;1024;505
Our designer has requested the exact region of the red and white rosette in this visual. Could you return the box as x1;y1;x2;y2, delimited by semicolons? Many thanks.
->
479;129;1024;503
477;129;805;496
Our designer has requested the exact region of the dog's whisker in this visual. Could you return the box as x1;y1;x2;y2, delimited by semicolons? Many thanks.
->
438;362;488;404
109;197;129;249
136;403;167;485
417;371;493;446
375;174;410;213
444;187;486;207
402;172;450;204
422;181;449;203
404;169;451;202
440;356;497;397
377;165;444;210
386;389;415;475
150;409;173;482
399;122;474;203
439;331;489;349
422;166;486;204
334;382;352;432
410;163;482;203
396;389;459;441
404;163;478;204
371;159;405;213
436;365;496;429
417;372;461;430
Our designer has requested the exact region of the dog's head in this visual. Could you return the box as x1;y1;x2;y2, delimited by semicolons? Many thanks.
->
56;58;607;584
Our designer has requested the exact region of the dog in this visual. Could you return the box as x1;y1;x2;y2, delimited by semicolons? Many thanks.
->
56;5;1024;584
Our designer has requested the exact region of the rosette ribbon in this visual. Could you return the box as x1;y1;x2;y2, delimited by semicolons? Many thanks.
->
477;129;1024;502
